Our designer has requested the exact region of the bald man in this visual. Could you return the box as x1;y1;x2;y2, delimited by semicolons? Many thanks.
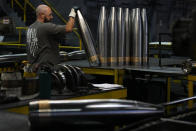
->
26;5;76;72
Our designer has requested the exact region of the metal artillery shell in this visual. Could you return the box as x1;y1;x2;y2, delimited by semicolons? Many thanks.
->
132;8;142;66
130;8;135;65
108;7;118;67
98;6;108;66
117;7;125;66
29;99;163;128
124;8;131;66
77;10;100;66
141;8;148;66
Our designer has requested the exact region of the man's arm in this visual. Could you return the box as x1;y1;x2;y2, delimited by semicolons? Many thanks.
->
66;8;76;32
65;17;75;32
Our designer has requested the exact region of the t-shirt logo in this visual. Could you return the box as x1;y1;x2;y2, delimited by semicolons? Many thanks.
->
27;28;38;57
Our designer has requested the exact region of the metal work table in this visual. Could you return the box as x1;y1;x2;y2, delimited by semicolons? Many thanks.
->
49;64;196;111
80;66;185;85
187;75;196;108
125;66;196;109
81;66;125;85
53;59;195;108
75;65;187;104
125;66;187;105
125;66;185;76
61;58;187;85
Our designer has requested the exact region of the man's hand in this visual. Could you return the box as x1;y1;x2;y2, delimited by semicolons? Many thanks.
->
73;6;80;11
66;6;79;32
69;8;76;18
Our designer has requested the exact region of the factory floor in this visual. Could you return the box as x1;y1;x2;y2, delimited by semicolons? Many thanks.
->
0;111;110;131
0;111;29;131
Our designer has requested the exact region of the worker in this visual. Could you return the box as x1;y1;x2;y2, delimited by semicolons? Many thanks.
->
26;4;76;72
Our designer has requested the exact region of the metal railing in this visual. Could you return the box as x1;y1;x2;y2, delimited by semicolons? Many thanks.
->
0;27;82;50
11;0;35;22
0;27;27;47
1;0;82;50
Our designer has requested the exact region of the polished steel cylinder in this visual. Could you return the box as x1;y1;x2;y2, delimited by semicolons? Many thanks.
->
124;8;131;66
108;7;118;67
77;10;100;66
29;99;163;127
131;8;142;66
130;9;135;65
141;8;148;66
98;6;108;66
117;7;125;66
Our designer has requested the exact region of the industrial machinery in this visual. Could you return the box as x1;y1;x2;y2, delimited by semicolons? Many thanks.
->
0;52;88;102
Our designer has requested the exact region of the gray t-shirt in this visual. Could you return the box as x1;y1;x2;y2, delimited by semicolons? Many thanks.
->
26;21;66;69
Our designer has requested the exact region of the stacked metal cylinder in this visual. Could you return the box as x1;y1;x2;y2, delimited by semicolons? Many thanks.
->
97;6;148;67
77;10;100;66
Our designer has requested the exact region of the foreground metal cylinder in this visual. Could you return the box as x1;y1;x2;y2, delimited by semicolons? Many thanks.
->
124;8;131;66
117;7;125;66
108;7;118;66
141;8;148;66
131;8;142;66
77;10;100;66
98;6;108;66
29;99;163;128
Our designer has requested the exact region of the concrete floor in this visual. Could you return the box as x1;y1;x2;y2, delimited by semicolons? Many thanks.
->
0;111;29;131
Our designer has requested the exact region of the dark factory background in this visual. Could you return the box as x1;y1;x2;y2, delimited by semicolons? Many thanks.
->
1;0;196;131
1;0;196;43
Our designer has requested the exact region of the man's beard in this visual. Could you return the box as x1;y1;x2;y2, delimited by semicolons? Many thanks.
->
44;17;51;23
